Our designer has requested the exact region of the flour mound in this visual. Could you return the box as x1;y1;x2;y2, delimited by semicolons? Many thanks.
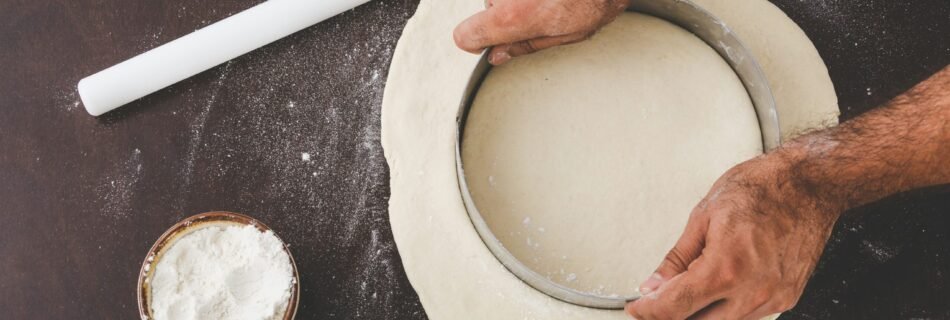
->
150;225;294;320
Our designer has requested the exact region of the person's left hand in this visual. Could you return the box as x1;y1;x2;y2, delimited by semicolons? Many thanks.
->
453;0;629;65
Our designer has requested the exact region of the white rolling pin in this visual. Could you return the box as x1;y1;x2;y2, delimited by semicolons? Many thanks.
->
78;0;371;116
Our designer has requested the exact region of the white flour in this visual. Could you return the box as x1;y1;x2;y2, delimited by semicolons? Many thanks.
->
150;225;294;320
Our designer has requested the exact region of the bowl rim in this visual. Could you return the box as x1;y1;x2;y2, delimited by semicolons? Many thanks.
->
136;211;300;320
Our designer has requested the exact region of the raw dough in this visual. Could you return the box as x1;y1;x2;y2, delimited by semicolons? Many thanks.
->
461;13;762;297
382;0;839;318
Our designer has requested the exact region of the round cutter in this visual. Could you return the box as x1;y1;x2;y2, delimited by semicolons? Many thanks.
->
455;0;780;309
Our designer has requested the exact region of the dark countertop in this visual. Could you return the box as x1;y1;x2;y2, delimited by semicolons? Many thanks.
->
0;0;946;319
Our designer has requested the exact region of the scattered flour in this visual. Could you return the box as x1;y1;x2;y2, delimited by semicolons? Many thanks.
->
566;273;577;282
109;1;425;317
99;148;143;219
861;239;899;262
150;224;294;320
54;89;82;112
178;61;233;214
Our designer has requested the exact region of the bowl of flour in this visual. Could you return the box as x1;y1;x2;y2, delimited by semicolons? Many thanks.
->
138;212;299;320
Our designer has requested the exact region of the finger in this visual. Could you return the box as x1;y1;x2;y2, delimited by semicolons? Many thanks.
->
487;45;513;65
509;32;592;56
453;1;546;53
486;32;592;65
639;210;710;295
626;260;723;320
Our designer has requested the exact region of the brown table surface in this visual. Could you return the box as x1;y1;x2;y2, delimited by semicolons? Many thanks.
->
1;0;947;319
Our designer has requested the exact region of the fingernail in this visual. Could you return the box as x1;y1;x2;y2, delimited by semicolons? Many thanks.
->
490;51;511;65
638;273;665;296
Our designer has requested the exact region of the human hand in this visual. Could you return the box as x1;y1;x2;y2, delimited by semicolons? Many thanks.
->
625;154;843;319
453;0;629;65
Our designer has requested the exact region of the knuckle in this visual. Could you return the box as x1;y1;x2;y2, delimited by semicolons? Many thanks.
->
750;289;772;307
522;40;539;53
663;248;690;273
717;266;740;288
716;258;743;284
717;256;750;283
768;267;785;282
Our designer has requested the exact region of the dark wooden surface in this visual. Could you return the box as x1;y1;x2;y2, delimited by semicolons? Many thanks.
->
0;0;947;319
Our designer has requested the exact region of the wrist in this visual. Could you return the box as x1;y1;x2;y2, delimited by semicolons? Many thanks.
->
760;147;848;223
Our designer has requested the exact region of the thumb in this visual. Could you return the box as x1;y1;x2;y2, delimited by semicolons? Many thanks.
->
639;211;709;296
453;1;546;53
486;32;590;65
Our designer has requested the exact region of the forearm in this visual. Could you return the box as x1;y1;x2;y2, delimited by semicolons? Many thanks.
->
772;66;949;213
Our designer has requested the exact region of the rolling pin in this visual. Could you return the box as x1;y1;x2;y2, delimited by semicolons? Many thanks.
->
78;0;371;116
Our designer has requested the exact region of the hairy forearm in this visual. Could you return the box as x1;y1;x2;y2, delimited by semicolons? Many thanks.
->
774;66;949;213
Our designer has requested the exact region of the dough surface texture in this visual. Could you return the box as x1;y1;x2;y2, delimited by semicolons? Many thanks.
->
381;0;838;318
462;13;762;297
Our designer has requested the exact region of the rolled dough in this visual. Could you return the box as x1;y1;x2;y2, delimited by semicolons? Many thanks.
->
382;0;839;318
461;13;762;297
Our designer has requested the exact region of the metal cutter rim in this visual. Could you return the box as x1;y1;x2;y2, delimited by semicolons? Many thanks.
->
455;0;780;309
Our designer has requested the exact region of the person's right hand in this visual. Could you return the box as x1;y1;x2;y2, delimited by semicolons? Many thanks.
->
453;0;630;65
624;154;841;319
